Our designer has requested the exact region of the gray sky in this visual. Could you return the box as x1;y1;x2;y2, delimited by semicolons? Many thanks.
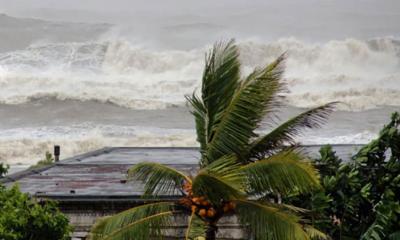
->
2;0;400;22
1;0;400;46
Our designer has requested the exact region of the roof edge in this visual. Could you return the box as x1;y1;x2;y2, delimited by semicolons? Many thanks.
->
0;147;113;184
1;144;365;184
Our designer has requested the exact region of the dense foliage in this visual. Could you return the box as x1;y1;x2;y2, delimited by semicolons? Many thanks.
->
286;112;400;239
0;185;72;240
89;40;334;240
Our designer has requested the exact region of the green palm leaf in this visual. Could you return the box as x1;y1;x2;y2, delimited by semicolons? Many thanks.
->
303;225;330;240
192;172;244;205
389;231;400;240
204;54;285;164
192;155;245;205
202;154;244;184
186;93;208;157
261;201;309;214
187;39;240;162
88;202;176;240
240;150;320;195
128;162;190;196
249;103;336;160
201;40;241;140
235;199;309;240
185;212;207;240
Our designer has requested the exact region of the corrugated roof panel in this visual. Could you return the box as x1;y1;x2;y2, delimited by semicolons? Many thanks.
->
1;146;363;199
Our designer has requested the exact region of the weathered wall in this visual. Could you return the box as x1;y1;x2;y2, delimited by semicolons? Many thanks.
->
65;209;248;240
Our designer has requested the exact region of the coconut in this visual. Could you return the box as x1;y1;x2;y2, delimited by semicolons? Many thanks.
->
207;208;216;218
199;209;207;217
192;197;201;204
191;205;197;212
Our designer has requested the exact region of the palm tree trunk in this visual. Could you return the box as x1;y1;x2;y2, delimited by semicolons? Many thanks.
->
205;224;217;240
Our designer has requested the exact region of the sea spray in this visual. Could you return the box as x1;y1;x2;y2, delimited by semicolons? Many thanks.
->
0;38;399;110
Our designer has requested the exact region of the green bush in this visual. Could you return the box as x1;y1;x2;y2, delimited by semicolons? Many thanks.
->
0;163;8;178
0;185;72;240
29;151;54;170
285;112;400;239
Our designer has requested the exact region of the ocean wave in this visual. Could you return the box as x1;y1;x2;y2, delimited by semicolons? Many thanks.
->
298;131;377;145
0;37;399;110
0;123;377;165
0;124;197;165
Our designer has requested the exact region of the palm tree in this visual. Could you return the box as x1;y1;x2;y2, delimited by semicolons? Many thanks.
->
88;40;335;240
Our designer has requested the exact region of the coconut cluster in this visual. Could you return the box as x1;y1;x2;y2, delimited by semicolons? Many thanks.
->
181;181;236;220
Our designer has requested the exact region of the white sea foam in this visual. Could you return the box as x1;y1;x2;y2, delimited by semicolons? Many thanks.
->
0;38;399;111
298;131;377;145
0;124;197;165
0;123;379;166
240;38;400;110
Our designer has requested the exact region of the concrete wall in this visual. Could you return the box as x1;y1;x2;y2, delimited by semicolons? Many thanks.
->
64;208;248;240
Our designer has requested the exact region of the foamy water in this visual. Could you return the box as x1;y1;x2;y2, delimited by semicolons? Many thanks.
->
0;122;378;166
0;124;197;165
0;8;399;167
1;101;395;166
0;38;399;110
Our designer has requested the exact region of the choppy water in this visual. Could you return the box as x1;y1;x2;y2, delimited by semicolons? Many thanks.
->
0;0;399;167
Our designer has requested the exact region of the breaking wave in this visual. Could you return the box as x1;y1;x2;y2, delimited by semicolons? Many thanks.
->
0;123;377;166
0;124;197;165
0;37;399;110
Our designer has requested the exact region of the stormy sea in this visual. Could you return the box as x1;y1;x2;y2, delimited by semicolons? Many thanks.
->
0;0;399;172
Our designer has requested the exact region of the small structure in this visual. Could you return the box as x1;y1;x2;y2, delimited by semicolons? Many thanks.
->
0;145;362;239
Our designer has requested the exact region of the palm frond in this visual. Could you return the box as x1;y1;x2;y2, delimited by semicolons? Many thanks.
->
303;225;330;240
192;155;245;205
202;40;241;137
240;150;320;195
236;199;309;240
249;103;337;160
202;154;244;184
128;162;190;196
192;173;244;205
360;212;390;240
361;224;386;240
360;198;397;240
204;54;286;164
201;40;240;124
186;93;208;158
389;231;400;240
89;216;110;239
261;201;309;214
186;39;240;162
88;202;176;240
185;212;207;240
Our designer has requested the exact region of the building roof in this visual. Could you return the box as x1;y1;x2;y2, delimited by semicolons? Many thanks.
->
1;145;363;201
